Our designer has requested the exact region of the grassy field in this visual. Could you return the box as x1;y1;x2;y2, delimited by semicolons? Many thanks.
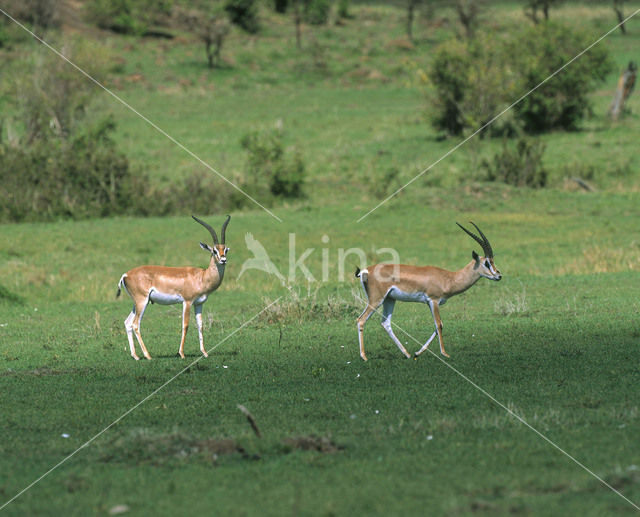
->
1;1;640;516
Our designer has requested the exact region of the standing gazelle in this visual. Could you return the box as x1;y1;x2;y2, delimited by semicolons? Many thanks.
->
355;222;501;361
117;215;231;360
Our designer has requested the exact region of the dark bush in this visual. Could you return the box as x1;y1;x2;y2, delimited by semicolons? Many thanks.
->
224;0;260;33
482;137;547;188
241;130;306;200
0;117;148;222
273;0;288;13
86;0;173;35
513;22;613;133
305;0;331;25
427;23;612;136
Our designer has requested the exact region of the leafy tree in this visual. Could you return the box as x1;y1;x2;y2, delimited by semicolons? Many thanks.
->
174;4;230;68
613;0;627;34
224;0;260;33
454;0;485;39
524;0;563;24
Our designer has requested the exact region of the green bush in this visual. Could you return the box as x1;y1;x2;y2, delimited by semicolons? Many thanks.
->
482;137;547;188
0;117;147;221
273;0;288;13
241;129;306;200
427;23;612;136
305;0;331;25
428;35;519;137
86;0;173;35
224;0;260;33
513;22;613;133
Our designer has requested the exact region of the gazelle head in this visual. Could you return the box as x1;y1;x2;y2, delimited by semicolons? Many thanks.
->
192;215;231;265
457;221;502;281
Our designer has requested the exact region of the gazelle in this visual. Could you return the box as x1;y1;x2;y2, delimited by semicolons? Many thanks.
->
355;222;501;361
116;215;230;360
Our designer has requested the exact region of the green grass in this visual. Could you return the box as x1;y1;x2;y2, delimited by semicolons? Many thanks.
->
1;1;640;515
1;199;639;515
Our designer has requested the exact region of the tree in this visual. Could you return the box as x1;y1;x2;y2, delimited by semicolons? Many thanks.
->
524;0;563;24
224;0;260;33
174;4;230;68
609;61;636;120
454;0;484;39
613;0;627;34
406;0;423;41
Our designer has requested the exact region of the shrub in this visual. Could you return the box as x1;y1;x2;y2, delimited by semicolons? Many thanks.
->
482;137;547;188
305;0;331;25
273;0;288;13
428;35;519;137
240;129;306;200
513;22;613;133
427;23;612;136
224;0;260;33
86;0;173;35
0;117;146;221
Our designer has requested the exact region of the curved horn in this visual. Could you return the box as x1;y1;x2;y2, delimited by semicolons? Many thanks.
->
469;221;493;258
192;215;219;245
456;221;493;258
220;215;231;244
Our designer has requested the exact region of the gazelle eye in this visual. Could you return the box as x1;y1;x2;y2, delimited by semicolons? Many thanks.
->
484;260;490;268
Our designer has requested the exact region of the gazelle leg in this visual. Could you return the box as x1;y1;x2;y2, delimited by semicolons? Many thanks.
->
356;302;380;361
131;299;152;360
178;301;191;359
194;304;208;358
428;301;449;358
414;330;437;357
380;298;411;359
124;307;139;360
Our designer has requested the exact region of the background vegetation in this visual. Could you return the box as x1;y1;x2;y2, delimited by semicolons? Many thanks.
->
0;1;639;515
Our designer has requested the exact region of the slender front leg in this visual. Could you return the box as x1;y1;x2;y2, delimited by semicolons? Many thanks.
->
194;304;208;358
178;301;191;359
428;301;449;358
380;298;411;359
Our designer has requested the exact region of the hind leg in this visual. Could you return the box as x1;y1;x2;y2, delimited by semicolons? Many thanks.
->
131;299;152;360
194;303;208;358
124;307;139;360
380;298;411;359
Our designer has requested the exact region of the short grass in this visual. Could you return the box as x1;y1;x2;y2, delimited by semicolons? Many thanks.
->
1;2;640;515
1;197;639;515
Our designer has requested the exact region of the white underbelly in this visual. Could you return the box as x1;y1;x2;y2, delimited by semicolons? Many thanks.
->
149;289;184;305
148;289;209;305
387;287;430;304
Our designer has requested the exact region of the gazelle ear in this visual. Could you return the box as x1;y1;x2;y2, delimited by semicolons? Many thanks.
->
200;242;214;253
472;250;480;264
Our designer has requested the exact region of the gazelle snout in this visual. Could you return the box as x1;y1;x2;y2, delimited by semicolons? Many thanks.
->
215;245;229;264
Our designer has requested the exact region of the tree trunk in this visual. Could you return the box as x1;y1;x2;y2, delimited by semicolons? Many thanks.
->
294;1;302;49
609;62;637;120
614;2;627;35
407;1;415;41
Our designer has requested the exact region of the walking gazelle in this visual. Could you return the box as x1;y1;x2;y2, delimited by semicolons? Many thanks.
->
355;222;501;361
117;215;230;360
